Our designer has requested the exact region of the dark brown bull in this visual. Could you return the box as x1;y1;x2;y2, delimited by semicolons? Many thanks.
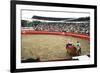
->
66;43;78;56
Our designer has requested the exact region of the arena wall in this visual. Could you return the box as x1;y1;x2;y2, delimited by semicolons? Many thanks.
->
21;30;90;40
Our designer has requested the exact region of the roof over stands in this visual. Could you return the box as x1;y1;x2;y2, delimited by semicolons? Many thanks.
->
32;15;73;21
32;15;90;22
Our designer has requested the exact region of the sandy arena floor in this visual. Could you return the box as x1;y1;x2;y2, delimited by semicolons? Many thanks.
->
21;34;90;62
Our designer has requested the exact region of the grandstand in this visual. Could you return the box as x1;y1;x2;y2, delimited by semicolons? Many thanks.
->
21;16;90;35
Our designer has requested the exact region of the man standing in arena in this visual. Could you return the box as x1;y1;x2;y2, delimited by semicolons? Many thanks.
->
76;41;81;56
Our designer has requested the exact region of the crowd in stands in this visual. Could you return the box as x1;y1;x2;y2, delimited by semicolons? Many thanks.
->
30;22;90;35
22;16;90;35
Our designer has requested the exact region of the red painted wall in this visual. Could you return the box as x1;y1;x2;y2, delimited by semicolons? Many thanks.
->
21;30;90;40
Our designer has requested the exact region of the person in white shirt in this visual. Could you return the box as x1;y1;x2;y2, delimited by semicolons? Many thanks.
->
76;41;81;56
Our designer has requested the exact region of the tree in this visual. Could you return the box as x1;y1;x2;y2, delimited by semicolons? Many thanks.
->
21;20;28;27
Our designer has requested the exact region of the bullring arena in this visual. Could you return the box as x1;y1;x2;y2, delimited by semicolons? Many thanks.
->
21;16;90;62
21;30;90;62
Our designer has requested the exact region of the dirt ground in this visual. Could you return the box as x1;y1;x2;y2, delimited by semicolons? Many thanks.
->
21;34;90;61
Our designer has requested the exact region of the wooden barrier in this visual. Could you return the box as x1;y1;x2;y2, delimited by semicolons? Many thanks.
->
21;30;90;40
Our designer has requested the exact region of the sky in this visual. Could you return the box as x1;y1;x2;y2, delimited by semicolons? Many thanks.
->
21;10;90;20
